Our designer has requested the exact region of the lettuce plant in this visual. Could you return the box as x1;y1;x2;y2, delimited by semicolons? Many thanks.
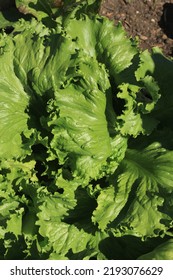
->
0;0;173;260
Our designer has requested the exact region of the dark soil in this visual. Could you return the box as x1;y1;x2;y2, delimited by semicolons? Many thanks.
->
100;0;173;57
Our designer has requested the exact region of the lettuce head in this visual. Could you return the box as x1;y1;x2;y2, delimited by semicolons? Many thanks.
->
0;0;173;260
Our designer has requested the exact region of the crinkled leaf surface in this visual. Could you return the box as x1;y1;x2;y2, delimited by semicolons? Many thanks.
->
47;55;127;184
36;187;107;258
0;35;30;158
93;143;173;237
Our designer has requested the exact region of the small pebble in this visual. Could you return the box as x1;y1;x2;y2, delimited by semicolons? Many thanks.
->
140;35;148;41
162;34;167;40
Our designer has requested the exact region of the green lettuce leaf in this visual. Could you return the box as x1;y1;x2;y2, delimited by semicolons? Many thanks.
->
47;54;127;184
138;239;173;260
0;34;30;158
36;186;107;259
15;0;55;20
93;142;173;237
136;47;173;128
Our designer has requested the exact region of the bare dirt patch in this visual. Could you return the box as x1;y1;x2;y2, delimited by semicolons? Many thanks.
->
100;0;173;57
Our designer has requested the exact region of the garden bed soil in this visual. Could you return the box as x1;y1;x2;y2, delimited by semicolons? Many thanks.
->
100;0;173;57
